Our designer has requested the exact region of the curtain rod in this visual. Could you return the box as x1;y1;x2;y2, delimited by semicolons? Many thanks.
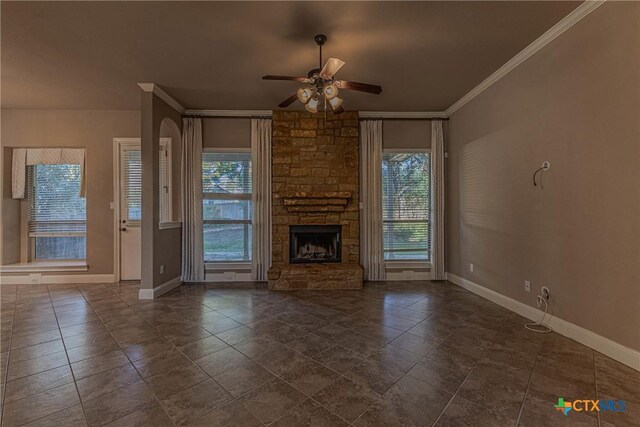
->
184;110;448;120
183;114;448;121
359;117;449;121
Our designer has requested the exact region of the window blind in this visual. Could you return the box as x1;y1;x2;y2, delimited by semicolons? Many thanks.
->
381;152;431;260
159;144;170;222
203;152;252;194
28;164;86;236
122;149;142;222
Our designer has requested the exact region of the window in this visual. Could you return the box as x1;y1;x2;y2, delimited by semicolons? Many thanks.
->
382;152;431;261
159;139;172;223
202;152;252;262
119;140;170;226
28;164;86;260
122;148;142;222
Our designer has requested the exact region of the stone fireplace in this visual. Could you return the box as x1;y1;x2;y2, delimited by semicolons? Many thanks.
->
268;110;364;290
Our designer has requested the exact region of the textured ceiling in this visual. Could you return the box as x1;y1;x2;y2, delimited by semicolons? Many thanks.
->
1;1;580;111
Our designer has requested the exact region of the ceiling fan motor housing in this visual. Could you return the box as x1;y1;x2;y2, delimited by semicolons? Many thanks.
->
314;34;327;46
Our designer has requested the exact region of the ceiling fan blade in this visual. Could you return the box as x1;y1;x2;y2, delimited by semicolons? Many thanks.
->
263;75;310;83
320;58;345;78
336;80;382;95
278;93;299;108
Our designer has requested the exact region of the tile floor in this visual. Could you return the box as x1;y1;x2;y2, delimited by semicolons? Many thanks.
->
0;281;638;426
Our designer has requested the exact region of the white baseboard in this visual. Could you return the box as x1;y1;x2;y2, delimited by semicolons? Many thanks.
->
384;270;433;281
447;273;640;372
205;271;253;282
0;273;115;285
138;275;182;299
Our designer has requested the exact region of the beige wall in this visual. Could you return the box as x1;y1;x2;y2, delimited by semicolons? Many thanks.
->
383;119;431;150
1;110;140;274
203;117;250;149
447;2;640;351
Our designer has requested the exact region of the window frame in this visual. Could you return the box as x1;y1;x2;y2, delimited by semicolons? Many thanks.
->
381;148;432;265
27;163;87;262
202;148;253;265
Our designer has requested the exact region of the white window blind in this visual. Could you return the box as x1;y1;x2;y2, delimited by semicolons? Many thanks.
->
202;152;252;262
159;142;171;222
382;152;431;261
122;149;142;222
28;164;86;260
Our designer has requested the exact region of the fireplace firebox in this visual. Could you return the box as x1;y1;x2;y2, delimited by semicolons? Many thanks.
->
289;225;341;264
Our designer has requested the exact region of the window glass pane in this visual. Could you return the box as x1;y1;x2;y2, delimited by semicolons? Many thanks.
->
29;164;86;224
203;200;252;221
382;152;430;261
29;164;86;260
204;223;252;262
202;153;252;194
383;222;429;260
35;237;86;260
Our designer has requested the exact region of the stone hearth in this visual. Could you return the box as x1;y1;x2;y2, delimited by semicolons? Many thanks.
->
268;110;363;290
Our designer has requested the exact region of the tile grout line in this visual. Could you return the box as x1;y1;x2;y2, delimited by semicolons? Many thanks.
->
59;284;166;425
81;283;190;427
429;308;514;426
183;287;391;426
351;299;491;426
514;329;546;426
0;286;18;427
593;351;601;427
10;285;90;427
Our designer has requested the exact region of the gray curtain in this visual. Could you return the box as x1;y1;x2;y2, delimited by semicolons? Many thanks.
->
431;120;446;280
251;118;272;281
181;117;205;282
360;119;386;280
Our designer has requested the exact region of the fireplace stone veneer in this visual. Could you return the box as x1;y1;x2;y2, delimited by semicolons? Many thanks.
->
268;110;364;290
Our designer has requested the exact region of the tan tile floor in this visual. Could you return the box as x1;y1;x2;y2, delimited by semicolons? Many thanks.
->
0;281;638;426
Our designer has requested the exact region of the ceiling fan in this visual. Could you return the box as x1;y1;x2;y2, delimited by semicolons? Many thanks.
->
263;34;382;114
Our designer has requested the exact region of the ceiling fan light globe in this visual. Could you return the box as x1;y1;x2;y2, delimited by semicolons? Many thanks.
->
297;87;313;104
324;83;338;99
305;97;319;113
329;96;343;111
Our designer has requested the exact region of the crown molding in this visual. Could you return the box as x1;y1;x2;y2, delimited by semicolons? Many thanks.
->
183;109;272;117
359;111;447;119
444;0;606;117
137;83;186;113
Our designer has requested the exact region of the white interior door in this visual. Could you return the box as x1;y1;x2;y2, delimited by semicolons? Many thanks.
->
119;145;142;281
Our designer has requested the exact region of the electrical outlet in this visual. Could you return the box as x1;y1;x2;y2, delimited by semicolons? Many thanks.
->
469;263;474;273
524;281;531;292
29;273;42;284
160;265;165;274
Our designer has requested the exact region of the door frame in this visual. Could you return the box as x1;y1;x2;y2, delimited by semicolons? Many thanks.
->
113;138;141;282
112;137;173;282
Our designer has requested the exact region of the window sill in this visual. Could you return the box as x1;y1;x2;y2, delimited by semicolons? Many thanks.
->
0;260;89;273
159;221;182;230
205;262;251;272
385;260;431;270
